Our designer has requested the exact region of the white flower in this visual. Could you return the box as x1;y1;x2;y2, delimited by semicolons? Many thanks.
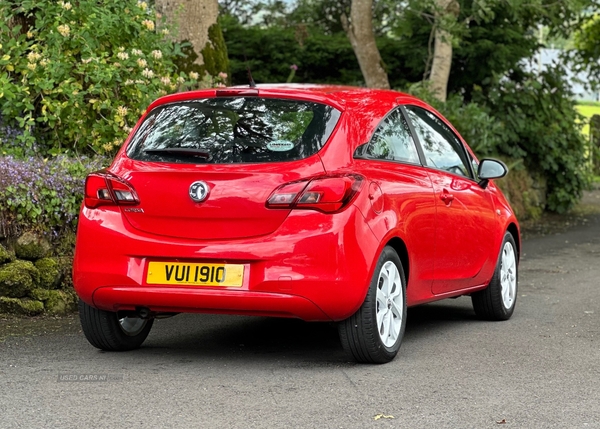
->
137;58;147;68
62;2;72;10
116;106;128;116
142;68;154;78
160;76;170;86
177;76;185;84
27;62;37;71
189;71;199;80
161;28;169;35
141;20;155;31
57;24;70;37
151;50;162;60
124;79;134;85
117;52;129;60
131;49;143;56
27;52;41;62
137;1;148;10
82;58;92;64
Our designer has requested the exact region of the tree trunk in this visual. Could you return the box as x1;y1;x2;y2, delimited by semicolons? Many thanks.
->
155;0;228;77
341;0;390;89
429;0;460;102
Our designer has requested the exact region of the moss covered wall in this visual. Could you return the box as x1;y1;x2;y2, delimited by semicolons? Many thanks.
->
0;233;76;315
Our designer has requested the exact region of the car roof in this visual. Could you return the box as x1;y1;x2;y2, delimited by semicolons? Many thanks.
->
145;83;421;114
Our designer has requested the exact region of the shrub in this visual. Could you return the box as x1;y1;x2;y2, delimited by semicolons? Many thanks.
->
405;83;503;157
0;0;203;157
477;67;590;213
0;155;108;237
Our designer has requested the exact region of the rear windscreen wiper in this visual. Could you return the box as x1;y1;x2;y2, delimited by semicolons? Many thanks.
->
144;148;212;160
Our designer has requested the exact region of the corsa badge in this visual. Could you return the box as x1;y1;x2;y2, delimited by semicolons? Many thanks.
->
189;181;210;202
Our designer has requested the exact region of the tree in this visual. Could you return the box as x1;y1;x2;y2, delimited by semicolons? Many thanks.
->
428;0;460;101
341;0;390;88
156;0;229;78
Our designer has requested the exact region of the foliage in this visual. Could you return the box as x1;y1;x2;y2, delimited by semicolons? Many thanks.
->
0;0;203;157
573;13;600;86
476;67;590;213
0;155;108;236
405;83;503;157
389;0;548;98
221;15;364;85
222;0;588;96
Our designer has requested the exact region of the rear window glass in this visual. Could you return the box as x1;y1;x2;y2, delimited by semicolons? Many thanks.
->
126;97;341;164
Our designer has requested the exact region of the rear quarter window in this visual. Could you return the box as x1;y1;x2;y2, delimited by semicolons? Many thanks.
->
126;97;341;164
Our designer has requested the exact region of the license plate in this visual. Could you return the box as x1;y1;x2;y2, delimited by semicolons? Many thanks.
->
146;262;244;287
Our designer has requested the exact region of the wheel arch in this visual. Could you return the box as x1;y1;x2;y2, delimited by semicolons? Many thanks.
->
385;237;410;288
506;222;521;261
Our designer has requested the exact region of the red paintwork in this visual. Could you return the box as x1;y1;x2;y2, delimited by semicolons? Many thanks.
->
73;84;520;321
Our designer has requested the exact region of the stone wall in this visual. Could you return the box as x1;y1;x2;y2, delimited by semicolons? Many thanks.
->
495;159;547;221
0;232;76;315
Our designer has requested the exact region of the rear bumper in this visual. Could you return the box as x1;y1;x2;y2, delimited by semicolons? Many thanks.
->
74;205;380;321
92;287;329;320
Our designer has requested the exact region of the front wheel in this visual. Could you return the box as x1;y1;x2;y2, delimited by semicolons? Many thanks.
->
338;246;407;364
79;300;154;351
472;232;518;321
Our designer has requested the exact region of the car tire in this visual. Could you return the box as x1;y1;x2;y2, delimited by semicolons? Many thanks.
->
471;232;518;321
78;300;154;351
338;246;407;364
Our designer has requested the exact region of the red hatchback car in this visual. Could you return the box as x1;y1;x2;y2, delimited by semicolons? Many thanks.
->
74;84;519;363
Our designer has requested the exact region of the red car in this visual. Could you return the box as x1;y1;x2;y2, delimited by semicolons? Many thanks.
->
74;84;519;363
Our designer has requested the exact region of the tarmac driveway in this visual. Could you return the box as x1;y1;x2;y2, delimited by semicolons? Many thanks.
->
1;209;600;428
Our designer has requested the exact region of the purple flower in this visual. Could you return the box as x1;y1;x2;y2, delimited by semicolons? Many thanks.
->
0;154;109;236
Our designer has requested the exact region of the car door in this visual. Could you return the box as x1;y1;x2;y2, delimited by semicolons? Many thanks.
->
353;108;437;297
403;105;497;294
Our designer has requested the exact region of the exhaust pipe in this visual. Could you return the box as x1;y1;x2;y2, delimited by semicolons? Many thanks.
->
137;307;151;319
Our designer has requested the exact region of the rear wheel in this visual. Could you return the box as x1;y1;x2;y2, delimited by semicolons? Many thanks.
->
338;246;407;364
472;232;518;321
78;300;154;351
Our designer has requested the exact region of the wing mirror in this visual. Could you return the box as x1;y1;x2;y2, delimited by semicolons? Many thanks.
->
477;159;507;189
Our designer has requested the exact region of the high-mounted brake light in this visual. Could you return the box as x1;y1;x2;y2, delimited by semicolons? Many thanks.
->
266;175;364;213
215;88;259;97
84;170;139;209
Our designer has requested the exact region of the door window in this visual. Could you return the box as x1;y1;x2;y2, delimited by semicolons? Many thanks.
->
405;106;472;178
365;109;420;164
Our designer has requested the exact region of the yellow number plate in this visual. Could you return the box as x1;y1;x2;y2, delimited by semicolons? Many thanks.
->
146;262;244;287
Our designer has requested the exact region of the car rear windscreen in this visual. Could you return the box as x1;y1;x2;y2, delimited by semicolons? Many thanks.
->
126;97;341;164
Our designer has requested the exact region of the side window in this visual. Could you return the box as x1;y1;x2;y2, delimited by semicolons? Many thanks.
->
365;109;420;164
405;106;472;178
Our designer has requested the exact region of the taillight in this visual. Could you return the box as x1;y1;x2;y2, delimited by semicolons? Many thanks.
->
84;170;139;209
266;175;363;213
